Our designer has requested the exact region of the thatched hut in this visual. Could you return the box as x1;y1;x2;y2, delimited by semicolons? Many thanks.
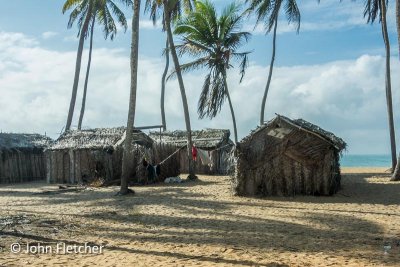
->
233;115;346;197
0;133;52;184
46;127;154;184
150;129;234;175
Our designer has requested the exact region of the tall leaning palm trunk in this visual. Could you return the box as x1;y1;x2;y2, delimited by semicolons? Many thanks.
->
65;0;94;131
379;0;397;172
222;70;238;144
120;0;141;195
78;17;95;130
246;0;300;125
163;0;195;179
397;0;400;57
393;0;400;181
161;37;170;131
260;16;278;125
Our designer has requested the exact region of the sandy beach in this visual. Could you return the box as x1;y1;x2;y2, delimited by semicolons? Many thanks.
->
0;167;399;266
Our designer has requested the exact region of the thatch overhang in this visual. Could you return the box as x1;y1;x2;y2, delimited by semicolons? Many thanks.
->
0;133;52;152
241;114;347;152
48;127;153;151
149;129;233;150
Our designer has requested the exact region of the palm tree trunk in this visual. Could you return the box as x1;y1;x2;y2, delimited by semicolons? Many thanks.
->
393;0;400;181
260;16;278;126
78;17;95;130
161;37;170;132
392;154;400;180
222;71;238;144
65;0;93;131
163;0;195;180
379;0;397;173
396;0;400;58
120;0;140;194
394;1;400;178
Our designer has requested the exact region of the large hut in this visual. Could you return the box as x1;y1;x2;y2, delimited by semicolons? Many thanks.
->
0;133;52;184
150;129;234;175
233;115;346;197
46;127;155;184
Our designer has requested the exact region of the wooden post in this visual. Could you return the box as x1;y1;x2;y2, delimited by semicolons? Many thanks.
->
69;150;75;184
46;152;51;183
75;151;82;184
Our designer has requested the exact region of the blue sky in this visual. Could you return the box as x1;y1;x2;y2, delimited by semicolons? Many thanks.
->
0;0;399;154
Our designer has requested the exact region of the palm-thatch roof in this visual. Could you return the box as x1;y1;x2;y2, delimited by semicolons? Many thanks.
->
149;129;233;150
241;114;346;151
49;127;153;151
0;133;52;150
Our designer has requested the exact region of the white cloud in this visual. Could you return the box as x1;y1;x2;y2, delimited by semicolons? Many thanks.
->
114;18;162;33
41;31;58;39
0;31;399;155
63;34;78;42
139;19;162;30
0;31;38;49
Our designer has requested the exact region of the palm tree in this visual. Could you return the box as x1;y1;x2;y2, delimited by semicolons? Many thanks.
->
245;0;300;125
77;0;130;130
145;0;197;179
119;0;140;195
145;0;192;131
364;0;397;174
173;0;250;144
63;0;95;131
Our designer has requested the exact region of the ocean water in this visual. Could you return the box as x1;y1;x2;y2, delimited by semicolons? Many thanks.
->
340;154;391;167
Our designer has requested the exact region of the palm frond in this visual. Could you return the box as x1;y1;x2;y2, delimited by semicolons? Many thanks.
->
285;0;301;33
144;0;196;30
67;5;86;29
198;73;212;119
266;0;281;33
167;56;208;80
246;0;301;34
232;52;251;82
108;0;128;32
63;0;85;13
364;0;380;24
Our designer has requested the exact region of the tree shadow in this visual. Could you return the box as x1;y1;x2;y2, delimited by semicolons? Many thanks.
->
1;172;399;265
253;172;400;206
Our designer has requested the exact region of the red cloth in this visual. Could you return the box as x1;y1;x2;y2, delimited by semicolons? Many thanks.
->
192;145;197;161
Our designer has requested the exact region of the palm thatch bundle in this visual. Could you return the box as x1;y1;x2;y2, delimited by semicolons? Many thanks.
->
0;133;52;183
232;115;346;197
149;129;234;175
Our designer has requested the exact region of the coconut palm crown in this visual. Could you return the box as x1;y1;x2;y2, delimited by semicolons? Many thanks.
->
174;0;251;120
247;0;300;33
145;0;195;27
63;0;131;40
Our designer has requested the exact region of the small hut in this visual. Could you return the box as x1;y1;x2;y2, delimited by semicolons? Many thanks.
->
46;127;154;184
0;133;52;184
150;129;234;175
233;115;346;197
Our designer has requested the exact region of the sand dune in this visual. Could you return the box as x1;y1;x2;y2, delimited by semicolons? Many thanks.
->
0;168;399;266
